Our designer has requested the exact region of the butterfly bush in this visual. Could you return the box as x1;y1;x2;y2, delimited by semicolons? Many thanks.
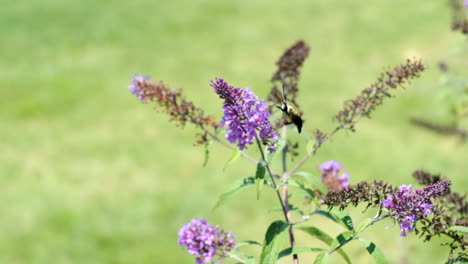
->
382;180;451;237
178;218;236;264
129;39;468;263
211;77;278;152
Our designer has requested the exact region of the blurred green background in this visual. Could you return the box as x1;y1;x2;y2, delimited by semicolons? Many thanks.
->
1;0;467;263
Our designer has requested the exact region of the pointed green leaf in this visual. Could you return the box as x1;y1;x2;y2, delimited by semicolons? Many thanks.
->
235;240;262;248
357;238;388;264
330;208;354;231
228;250;256;264
330;231;354;249
297;226;351;264
288;178;316;199
297;226;333;244
314;253;329;264
224;149;241;171
312;209;338;223
259;221;290;264
447;225;468;233
294;171;328;194
278;246;325;259
255;160;267;200
213;176;255;209
355;218;373;233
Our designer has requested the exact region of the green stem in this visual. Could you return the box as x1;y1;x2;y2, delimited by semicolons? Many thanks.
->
285;125;343;178
327;214;391;256
254;137;299;264
280;126;299;264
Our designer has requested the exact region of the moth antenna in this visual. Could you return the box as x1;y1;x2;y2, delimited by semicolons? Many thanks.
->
282;82;287;102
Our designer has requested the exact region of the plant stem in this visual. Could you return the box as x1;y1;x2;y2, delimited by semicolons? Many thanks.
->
280;126;299;264
204;129;259;164
285;124;344;178
227;251;246;263
254;137;298;264
327;214;391;256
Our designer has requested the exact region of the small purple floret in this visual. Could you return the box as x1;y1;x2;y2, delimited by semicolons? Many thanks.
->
178;218;236;264
382;180;451;237
319;160;350;190
128;74;150;103
211;78;278;152
319;160;343;174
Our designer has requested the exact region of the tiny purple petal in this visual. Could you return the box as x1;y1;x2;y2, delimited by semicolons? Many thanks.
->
128;74;150;103
319;160;342;174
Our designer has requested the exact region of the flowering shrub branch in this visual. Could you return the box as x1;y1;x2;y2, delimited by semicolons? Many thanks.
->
128;39;467;264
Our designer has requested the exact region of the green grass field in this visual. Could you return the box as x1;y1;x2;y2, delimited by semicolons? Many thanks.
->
1;0;467;263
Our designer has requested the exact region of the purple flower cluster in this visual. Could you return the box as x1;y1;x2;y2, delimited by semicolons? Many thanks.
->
128;74;150;103
178;218;236;264
465;0;468;9
382;180;451;237
211;78;278;152
319;160;350;191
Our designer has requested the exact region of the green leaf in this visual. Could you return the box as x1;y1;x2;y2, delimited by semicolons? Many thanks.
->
447;225;468;233
357;238;388;264
445;257;468;264
355;218;373;233
288;178;316;199
259;221;290;264
213;176;255;209
313;253;329;264
330;208;354;231
297;226;351;264
312;209;338;223
235;240;262;248
228;250;256;264
224;149;241;171
294;172;328;194
330;231;354;249
297;226;333;244
255;160;267;200
278;246;325;259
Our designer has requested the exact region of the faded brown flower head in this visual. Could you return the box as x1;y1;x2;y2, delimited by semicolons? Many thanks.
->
128;75;221;144
323;180;396;210
449;0;468;35
413;170;442;186
334;59;426;131
267;40;310;105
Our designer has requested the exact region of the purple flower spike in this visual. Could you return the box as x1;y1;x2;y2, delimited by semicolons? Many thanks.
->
178;218;236;264
211;78;278;152
465;0;468;8
382;180;451;237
